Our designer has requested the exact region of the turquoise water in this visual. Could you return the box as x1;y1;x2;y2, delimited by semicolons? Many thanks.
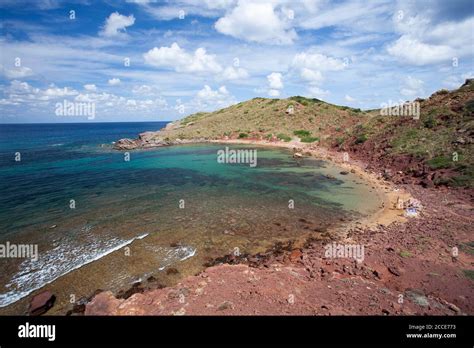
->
0;123;381;311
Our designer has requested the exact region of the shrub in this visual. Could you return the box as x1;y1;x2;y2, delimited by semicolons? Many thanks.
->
336;137;345;145
293;130;311;137
464;99;474;113
277;133;291;142
355;134;368;144
423;115;437;128
426;155;452;169
238;133;248;139
300;136;319;143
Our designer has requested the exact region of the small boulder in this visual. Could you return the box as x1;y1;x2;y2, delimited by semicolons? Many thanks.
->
289;249;303;263
29;290;56;316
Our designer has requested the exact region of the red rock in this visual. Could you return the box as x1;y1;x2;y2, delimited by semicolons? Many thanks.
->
388;266;403;276
289;249;303;263
85;291;123;315
29;290;56;316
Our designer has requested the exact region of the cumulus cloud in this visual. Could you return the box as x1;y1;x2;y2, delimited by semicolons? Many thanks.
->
100;12;135;37
387;35;454;65
0;80;168;117
1;65;34;79
290;52;346;97
221;66;249;80
215;1;297;44
1;80;78;105
267;72;283;89
400;75;425;97
292;52;347;72
84;84;97;91
108;78;121;85
191;85;237;110
265;72;283;96
144;43;222;74
388;7;473;66
307;86;330;99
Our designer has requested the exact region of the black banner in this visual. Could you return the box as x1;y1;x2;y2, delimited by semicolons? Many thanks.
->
0;315;472;346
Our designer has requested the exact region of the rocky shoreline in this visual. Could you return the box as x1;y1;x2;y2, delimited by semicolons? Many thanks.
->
85;183;473;315
81;137;473;315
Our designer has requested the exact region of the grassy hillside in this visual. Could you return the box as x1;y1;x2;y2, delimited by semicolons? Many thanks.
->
340;79;474;187
158;96;368;145
143;80;473;188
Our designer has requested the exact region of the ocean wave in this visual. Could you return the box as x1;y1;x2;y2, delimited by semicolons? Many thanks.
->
0;233;149;308
158;245;196;271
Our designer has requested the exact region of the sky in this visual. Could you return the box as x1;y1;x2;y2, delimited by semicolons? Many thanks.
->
0;0;473;123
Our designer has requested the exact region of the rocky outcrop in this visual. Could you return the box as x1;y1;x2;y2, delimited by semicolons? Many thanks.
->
114;131;170;150
114;131;209;150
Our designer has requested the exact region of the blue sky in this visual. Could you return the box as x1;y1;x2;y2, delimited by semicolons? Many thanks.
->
0;0;473;123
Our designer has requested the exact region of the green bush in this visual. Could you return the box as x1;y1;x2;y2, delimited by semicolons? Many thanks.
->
300;136;319;143
293;130;311;137
355;134;368;144
464;99;474;113
238;133;248;139
277;133;291;142
423;115;437;128
426;155;452;169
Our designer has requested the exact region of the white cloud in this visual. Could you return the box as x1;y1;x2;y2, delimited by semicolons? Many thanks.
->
292;52;346;72
221;66;249;80
290;52;345;97
345;94;356;102
44;85;78;97
84;84;97;91
267;72;283;89
1;65;34;79
132;84;154;95
300;68;324;84
268;89;280;97
388;9;474;66
143;43;222;73
0;79;169;118
108;78;121;85
266;72;283;97
190;85;236;111
400;75;424;97
387;35;454;65
215;1;297;45
307;86;330;99
100;12;135;37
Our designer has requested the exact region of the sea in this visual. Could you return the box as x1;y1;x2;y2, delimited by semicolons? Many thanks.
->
0;122;382;313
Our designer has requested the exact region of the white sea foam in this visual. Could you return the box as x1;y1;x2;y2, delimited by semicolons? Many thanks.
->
158;245;196;271
0;233;149;308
